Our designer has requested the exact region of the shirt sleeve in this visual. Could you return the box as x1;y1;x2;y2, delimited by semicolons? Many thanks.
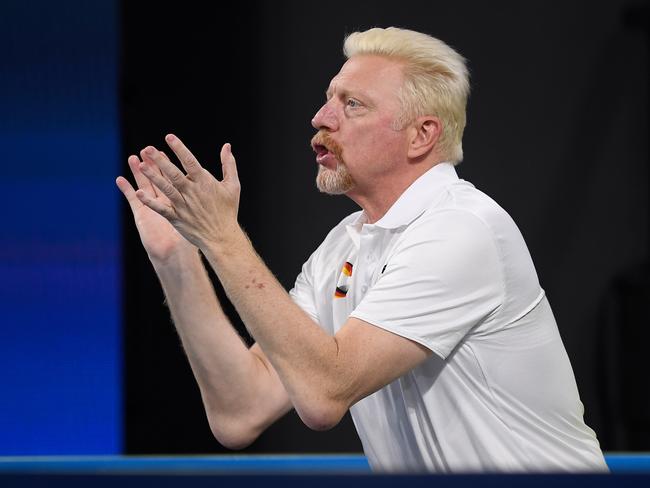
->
349;209;505;359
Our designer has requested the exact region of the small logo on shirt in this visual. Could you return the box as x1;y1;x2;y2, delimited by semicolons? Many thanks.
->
334;261;353;298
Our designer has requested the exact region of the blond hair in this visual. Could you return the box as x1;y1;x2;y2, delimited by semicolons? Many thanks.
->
344;27;469;163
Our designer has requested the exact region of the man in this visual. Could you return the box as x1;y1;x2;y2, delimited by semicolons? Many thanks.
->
115;27;607;472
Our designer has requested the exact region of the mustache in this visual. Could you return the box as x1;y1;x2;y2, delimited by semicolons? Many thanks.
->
311;131;344;162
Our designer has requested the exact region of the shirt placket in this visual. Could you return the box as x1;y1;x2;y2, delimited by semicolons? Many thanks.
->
352;226;382;306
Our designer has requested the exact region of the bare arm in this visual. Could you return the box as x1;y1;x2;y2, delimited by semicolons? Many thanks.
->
116;152;291;449
152;247;292;448
201;231;431;430
136;136;432;430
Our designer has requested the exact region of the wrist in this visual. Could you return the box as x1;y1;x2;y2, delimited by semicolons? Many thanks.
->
149;240;201;270
200;225;251;264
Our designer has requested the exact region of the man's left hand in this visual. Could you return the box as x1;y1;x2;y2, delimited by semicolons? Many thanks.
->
136;134;241;250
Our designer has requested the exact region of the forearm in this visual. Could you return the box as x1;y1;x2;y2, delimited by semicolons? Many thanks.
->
201;229;345;429
150;245;274;439
132;138;347;429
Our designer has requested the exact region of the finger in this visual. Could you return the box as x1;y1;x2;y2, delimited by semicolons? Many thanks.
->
135;188;176;221
141;146;189;191
220;143;239;183
153;151;174;197
115;176;145;212
164;134;203;179
160;151;172;164
128;155;157;196
159;152;178;178
148;151;176;194
138;155;185;203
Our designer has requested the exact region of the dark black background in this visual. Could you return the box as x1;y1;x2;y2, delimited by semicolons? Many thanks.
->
120;0;649;453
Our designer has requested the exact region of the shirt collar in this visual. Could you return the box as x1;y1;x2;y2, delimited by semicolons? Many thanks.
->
345;162;459;248
367;162;460;230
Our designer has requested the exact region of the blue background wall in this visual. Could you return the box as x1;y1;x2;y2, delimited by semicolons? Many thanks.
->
0;1;121;454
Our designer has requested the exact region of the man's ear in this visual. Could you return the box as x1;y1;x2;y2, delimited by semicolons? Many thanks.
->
407;116;442;159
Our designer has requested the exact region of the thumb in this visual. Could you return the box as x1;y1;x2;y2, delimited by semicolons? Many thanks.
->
220;143;239;183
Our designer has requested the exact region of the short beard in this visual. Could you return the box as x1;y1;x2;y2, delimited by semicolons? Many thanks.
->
316;162;354;195
311;130;355;195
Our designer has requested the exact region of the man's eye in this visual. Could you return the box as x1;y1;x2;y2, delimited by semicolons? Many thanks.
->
346;99;360;108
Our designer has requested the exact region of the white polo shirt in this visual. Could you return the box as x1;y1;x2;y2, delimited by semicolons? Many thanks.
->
289;162;607;473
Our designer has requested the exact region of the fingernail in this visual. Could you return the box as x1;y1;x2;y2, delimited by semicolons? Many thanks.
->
166;134;175;142
144;146;154;155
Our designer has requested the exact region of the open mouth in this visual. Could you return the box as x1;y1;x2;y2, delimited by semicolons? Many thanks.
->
313;144;330;158
312;142;336;166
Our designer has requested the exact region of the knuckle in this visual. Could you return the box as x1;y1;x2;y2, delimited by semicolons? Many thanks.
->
167;209;180;223
161;203;175;217
170;171;185;185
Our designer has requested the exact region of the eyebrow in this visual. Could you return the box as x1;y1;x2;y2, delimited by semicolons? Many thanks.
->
324;84;375;109
325;86;357;100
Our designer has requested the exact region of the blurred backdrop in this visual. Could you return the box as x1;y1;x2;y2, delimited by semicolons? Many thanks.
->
0;0;121;454
1;0;647;455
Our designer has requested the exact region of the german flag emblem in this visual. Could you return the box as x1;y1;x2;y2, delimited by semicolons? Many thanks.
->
334;261;354;298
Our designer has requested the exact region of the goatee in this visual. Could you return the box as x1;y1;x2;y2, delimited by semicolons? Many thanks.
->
316;163;354;195
311;130;355;195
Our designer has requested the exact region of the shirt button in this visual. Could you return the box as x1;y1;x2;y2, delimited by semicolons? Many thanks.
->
361;285;368;293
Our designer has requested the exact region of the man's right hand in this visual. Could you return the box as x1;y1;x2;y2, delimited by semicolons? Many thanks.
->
116;149;293;450
116;151;196;265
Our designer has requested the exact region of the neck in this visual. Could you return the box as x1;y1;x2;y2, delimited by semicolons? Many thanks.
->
347;159;446;224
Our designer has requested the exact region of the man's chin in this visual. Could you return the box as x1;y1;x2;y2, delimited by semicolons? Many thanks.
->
316;167;354;195
317;185;351;196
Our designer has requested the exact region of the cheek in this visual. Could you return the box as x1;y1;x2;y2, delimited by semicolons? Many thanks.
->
352;127;397;153
366;129;405;163
341;116;405;170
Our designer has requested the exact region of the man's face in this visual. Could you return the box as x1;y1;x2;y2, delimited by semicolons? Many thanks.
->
311;55;409;196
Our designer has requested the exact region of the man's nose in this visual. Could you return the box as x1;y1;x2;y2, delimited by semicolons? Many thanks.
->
311;101;339;131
